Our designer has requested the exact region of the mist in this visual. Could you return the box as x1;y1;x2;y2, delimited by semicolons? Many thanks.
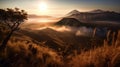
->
21;21;93;36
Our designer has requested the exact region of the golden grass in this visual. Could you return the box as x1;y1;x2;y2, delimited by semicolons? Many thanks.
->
69;31;120;67
0;23;120;67
69;45;120;67
0;37;63;67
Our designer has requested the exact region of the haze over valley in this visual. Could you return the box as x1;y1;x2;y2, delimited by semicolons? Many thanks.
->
0;0;120;67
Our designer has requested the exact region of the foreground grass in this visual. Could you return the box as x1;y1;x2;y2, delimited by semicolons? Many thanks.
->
69;45;120;67
0;22;120;67
69;31;120;67
0;37;63;67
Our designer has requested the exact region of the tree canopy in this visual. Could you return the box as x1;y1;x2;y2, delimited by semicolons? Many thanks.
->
0;8;27;31
0;8;27;50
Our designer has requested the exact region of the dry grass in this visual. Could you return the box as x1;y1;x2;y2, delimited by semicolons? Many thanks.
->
0;22;120;67
69;45;120;67
1;32;120;67
69;31;120;67
0;37;63;67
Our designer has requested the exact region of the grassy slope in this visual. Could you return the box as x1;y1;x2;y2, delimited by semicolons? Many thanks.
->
0;22;120;67
69;31;120;67
0;32;63;67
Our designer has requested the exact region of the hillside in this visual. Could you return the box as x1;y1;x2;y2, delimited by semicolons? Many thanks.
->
18;28;104;55
55;17;120;29
55;18;84;27
0;22;120;67
0;27;120;67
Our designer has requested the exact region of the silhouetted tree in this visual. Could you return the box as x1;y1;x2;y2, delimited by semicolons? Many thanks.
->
0;8;27;50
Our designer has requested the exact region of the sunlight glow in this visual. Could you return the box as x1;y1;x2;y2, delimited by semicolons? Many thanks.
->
39;2;47;11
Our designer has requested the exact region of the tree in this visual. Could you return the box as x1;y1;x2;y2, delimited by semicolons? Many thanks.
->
0;8;27;50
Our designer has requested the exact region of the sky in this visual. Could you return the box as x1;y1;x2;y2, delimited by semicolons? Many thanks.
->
0;0;120;17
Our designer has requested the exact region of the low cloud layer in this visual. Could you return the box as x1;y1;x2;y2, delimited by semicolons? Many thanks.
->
22;22;94;36
36;25;93;36
27;14;62;23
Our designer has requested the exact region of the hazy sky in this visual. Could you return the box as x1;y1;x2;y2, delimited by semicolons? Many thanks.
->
0;0;120;17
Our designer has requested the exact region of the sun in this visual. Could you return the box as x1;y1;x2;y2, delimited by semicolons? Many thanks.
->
39;2;47;11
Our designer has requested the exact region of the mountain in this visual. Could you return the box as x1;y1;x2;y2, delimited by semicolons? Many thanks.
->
67;9;120;22
55;18;84;27
89;9;105;13
55;10;120;27
66;10;80;16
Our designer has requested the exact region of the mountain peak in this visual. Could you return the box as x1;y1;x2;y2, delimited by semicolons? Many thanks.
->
67;9;80;16
71;10;80;13
56;18;83;27
90;9;105;13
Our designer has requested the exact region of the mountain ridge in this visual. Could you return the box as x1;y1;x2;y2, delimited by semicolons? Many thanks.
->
67;10;80;16
55;18;84;27
66;9;120;22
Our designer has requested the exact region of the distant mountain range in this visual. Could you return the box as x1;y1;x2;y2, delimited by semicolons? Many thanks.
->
56;9;120;27
89;9;106;13
66;9;120;21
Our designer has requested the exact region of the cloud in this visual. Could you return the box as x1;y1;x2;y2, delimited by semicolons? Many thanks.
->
27;14;62;23
28;14;53;18
35;25;93;36
22;21;93;36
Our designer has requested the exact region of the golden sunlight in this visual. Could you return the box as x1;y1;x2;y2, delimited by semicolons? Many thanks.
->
39;2;47;11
